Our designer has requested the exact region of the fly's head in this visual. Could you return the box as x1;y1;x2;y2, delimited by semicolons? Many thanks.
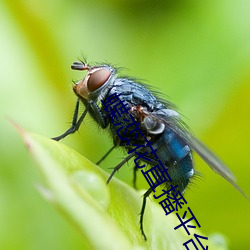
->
72;61;116;101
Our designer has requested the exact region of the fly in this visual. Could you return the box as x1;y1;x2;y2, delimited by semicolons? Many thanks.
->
52;60;247;240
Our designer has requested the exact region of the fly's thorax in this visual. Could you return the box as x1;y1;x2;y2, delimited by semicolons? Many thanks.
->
73;64;117;102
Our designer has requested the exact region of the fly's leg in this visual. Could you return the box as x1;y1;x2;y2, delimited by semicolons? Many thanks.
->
139;173;167;240
140;188;153;240
52;99;108;141
89;100;107;129
96;145;116;165
52;99;89;141
133;165;138;189
133;158;158;189
107;152;135;184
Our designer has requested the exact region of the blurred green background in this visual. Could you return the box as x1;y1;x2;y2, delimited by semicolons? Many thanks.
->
1;0;250;249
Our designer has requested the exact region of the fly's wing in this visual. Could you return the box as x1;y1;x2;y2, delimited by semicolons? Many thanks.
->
151;109;248;198
178;129;248;198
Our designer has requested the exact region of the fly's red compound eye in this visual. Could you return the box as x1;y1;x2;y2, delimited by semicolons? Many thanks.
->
87;68;111;92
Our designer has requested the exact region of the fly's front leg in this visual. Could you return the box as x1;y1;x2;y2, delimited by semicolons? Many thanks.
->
89;100;108;129
52;99;89;141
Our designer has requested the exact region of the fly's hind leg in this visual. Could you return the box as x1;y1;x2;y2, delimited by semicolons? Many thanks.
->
140;188;153;240
133;165;139;189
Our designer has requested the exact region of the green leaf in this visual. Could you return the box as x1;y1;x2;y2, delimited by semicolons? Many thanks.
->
18;128;224;250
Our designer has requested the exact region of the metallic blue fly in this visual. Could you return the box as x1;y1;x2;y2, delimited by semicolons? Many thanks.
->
52;60;246;239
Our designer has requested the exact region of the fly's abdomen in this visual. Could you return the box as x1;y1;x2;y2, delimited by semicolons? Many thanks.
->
152;129;194;193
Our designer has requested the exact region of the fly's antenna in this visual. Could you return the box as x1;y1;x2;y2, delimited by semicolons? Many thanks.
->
71;61;89;71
